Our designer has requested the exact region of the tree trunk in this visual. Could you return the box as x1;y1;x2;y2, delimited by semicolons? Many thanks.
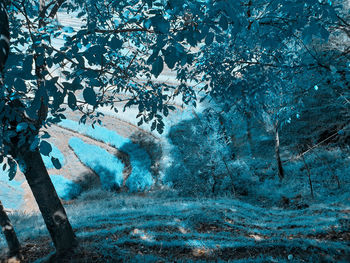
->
302;155;314;198
244;111;253;155
0;201;21;259
275;125;284;180
19;148;77;253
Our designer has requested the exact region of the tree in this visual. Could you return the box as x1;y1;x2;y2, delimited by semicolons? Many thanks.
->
191;0;345;180
0;201;21;259
1;0;78;254
0;1;22;259
1;0;228;254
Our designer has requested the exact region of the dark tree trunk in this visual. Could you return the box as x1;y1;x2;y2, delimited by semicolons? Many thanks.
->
275;125;284;180
302;155;314;198
0;201;21;258
246;112;253;155
19;148;77;253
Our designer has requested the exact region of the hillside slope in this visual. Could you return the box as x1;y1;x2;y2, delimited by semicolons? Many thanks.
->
1;192;349;262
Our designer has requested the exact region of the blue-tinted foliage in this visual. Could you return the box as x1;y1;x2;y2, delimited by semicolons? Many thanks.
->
50;174;82;200
69;137;124;190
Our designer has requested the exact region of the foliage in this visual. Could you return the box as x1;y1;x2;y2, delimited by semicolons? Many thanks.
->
159;0;350;193
177;0;350;183
50;174;82;200
192;0;348;135
69;137;124;190
1;0;347;180
164;110;234;196
0;0;236;180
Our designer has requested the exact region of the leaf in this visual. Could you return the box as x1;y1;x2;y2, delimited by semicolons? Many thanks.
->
75;55;85;67
8;159;17;181
320;26;329;41
36;55;45;67
163;46;177;69
163;107;169;117
216;35;224;43
41;131;51;139
151;121;156;131
51;157;62;169
22;55;33;72
147;50;159;65
14;78;26;92
151;15;170;34
205;32;214;45
83;88;97;106
156;121;164;134
144;19;152;29
30;137;40;151
16;122;28;133
110;37;123;50
40;140;52;156
219;15;228;31
68;92;77;110
151;56;164;77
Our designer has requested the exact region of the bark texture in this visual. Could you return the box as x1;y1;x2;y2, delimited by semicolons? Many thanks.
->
0;201;21;258
275;127;284;180
19;148;77;252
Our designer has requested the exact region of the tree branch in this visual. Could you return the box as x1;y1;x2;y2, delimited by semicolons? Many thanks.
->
48;0;66;19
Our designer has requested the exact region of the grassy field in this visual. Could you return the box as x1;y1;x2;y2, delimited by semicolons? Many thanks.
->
1;189;349;262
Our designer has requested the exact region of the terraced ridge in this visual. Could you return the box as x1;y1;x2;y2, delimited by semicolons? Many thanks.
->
0;115;157;212
58;119;154;192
